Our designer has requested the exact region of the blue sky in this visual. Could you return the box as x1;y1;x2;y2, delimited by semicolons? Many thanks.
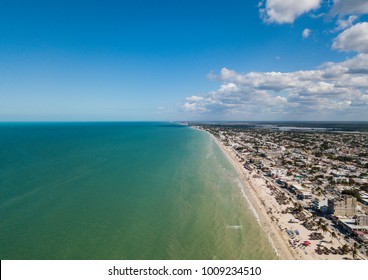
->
0;0;368;121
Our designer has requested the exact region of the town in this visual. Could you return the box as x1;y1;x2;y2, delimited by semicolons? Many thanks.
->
189;122;368;260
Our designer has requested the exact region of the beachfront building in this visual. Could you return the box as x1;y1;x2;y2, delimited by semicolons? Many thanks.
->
360;191;368;206
357;215;368;226
329;195;357;217
338;216;368;241
359;202;368;215
191;122;368;252
297;191;312;200
352;178;368;185
311;198;330;215
289;183;305;194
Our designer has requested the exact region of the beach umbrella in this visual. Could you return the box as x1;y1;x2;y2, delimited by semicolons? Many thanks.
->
304;241;311;246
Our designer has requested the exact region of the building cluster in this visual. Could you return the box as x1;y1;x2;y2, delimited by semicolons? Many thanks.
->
192;123;368;248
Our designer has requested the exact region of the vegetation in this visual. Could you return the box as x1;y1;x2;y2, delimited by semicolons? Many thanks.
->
341;189;361;200
337;156;353;162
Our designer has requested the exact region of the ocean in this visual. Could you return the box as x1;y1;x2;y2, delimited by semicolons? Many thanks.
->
0;122;276;260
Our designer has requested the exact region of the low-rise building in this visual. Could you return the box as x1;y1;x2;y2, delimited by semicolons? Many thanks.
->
357;215;368;226
338;217;368;236
311;198;330;215
297;191;312;200
352;178;368;185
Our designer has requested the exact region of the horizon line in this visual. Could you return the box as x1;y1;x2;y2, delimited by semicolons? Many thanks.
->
1;120;368;123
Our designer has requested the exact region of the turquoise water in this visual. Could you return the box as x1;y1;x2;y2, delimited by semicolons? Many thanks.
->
0;122;277;259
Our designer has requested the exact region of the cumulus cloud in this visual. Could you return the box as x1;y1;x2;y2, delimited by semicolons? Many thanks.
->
259;0;321;24
302;28;311;38
182;54;368;119
186;0;368;120
333;15;359;32
183;102;207;113
332;22;368;53
330;0;368;16
186;96;203;102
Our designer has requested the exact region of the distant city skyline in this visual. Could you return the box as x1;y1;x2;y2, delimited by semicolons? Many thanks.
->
0;0;368;121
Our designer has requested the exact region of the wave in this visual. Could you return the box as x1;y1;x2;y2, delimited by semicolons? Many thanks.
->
234;178;280;258
227;225;242;230
234;178;261;225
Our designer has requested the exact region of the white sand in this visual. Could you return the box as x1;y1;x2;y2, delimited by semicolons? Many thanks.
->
207;131;354;260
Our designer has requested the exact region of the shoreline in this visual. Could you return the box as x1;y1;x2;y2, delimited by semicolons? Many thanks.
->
207;131;296;260
192;126;356;260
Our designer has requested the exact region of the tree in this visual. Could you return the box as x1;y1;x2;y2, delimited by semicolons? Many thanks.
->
352;242;359;260
317;218;324;228
312;212;317;221
342;244;350;254
320;224;329;236
330;231;338;243
293;203;303;213
352;249;357;259
342;190;361;200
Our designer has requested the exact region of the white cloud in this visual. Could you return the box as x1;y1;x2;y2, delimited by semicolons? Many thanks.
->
186;96;203;101
302;28;311;38
186;0;368;120
183;102;197;112
334;15;359;32
182;54;368;119
218;82;240;94
259;0;321;24
332;22;368;53
183;101;208;113
331;0;368;16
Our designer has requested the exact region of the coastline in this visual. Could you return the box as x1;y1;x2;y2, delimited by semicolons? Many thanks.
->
207;131;296;260
192;126;355;260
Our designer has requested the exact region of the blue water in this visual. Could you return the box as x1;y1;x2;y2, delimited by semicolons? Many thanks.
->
0;122;276;259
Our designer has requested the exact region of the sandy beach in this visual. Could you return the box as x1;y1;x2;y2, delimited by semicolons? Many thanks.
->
205;130;355;260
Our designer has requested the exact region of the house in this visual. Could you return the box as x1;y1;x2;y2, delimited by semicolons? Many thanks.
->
360;191;368;206
297;191;312;200
352;178;368;185
289;183;305;194
333;177;350;184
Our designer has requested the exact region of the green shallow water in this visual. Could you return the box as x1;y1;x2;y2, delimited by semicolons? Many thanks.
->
0;122;277;259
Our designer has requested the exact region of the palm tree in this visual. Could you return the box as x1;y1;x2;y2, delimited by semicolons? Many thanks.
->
312;212;317;221
296;204;302;212
320;224;329;236
352;248;358;260
330;231;338;243
317;218;324;229
342;244;350;254
352;242;359;260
